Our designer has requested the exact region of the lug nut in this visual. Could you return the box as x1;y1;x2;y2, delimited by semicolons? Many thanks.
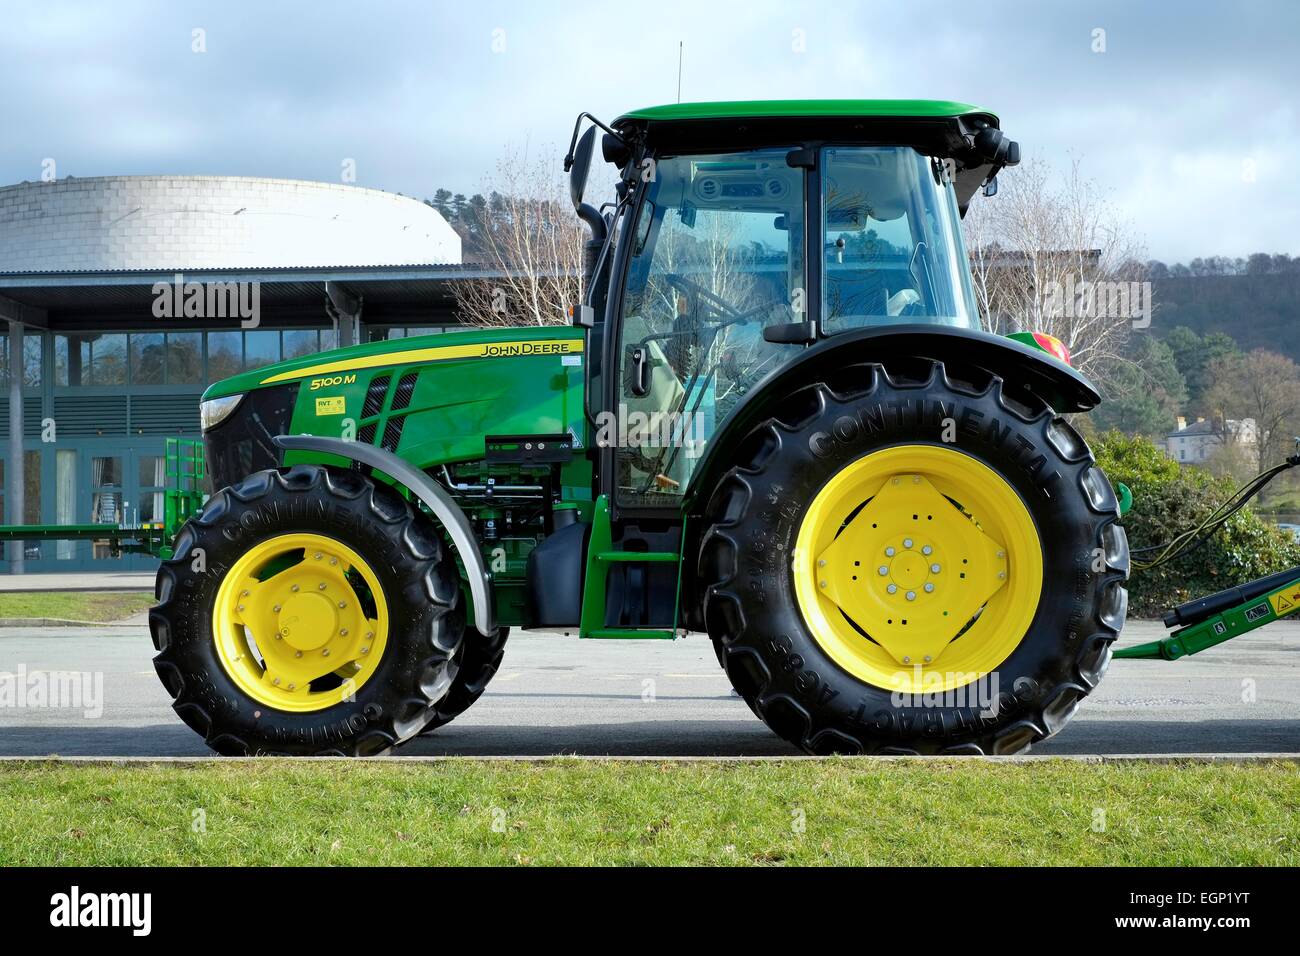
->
924;655;932;663
903;538;913;548
318;583;327;590
818;559;826;568
330;558;338;566
997;551;1006;558
338;601;346;609
878;565;889;576
886;584;898;594
931;564;941;573
322;649;331;657
273;604;281;612
361;646;370;654
922;545;932;555
240;589;249;597
903;656;911;663
885;547;896;557
819;580;827;588
237;604;245;612
340;628;349;637
295;651;302;658
314;552;322;560
998;571;1007;579
287;683;296;691
906;590;916;601
290;584;300;593
273;677;280;685
366;631;374;639
924;583;935;593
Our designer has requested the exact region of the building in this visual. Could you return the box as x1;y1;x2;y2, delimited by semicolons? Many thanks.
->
0;175;500;572
1165;415;1257;464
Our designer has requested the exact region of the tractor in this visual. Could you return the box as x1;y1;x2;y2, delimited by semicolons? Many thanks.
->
149;100;1131;756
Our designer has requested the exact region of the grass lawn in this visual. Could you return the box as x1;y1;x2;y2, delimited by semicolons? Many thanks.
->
0;759;1295;866
0;590;154;623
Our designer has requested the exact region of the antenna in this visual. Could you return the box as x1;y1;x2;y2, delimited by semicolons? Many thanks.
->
676;41;683;103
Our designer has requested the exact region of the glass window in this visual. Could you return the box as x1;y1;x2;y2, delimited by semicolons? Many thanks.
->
167;332;202;384
616;148;805;505
0;333;44;388
90;334;127;385
244;330;281;370
54;335;83;386
821;146;978;331
207;331;242;382
138;455;165;525
56;449;76;560
283;330;321;360
91;455;122;558
130;332;165;384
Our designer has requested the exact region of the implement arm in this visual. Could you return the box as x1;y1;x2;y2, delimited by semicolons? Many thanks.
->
1116;565;1300;660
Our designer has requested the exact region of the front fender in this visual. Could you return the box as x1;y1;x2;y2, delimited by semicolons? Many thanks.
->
686;323;1098;506
272;434;496;636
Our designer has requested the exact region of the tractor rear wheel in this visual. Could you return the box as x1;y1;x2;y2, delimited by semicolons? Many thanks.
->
699;359;1129;755
150;464;464;756
419;625;510;734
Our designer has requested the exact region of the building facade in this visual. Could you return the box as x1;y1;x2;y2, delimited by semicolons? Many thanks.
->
1165;415;1258;464
0;175;492;572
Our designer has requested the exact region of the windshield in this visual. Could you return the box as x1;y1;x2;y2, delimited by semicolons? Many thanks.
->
821;146;978;330
614;148;805;505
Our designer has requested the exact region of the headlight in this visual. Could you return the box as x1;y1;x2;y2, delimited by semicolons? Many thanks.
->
200;393;244;432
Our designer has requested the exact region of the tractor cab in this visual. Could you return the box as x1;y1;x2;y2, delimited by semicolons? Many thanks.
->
566;101;1020;509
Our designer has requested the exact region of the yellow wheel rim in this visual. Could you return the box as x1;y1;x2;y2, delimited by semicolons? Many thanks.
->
211;533;389;712
793;445;1042;693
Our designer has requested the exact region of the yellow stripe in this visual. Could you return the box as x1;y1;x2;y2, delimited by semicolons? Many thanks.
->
260;338;584;385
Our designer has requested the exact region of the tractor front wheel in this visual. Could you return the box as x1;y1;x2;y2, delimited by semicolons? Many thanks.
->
700;359;1129;755
150;464;464;756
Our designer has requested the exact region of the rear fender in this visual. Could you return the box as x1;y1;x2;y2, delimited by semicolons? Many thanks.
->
687;323;1098;508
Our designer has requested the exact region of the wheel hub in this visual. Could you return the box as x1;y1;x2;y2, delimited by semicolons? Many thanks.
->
793;445;1043;692
815;473;1009;666
212;533;387;712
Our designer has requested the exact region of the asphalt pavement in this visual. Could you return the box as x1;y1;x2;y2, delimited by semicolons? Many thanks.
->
1;620;1297;756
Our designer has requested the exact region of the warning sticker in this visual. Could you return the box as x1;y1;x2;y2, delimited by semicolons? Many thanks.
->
315;396;346;416
1267;585;1300;617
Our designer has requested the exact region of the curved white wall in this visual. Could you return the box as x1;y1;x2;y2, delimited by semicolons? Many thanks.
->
0;175;461;273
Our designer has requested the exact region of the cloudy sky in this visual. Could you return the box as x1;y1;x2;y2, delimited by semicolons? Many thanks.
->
1;0;1294;262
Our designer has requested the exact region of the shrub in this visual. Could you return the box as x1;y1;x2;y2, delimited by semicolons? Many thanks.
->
1092;431;1300;617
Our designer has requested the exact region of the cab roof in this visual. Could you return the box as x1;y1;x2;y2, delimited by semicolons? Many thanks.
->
615;99;997;126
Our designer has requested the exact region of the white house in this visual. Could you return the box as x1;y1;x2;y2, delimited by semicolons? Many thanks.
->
1165;416;1257;464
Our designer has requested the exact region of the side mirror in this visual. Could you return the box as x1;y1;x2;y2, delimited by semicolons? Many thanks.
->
569;126;598;213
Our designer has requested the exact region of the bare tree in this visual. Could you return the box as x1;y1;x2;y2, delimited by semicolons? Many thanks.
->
963;156;1148;379
452;143;586;327
1205;349;1300;472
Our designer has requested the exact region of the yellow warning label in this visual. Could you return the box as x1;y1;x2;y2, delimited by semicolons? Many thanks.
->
1267;586;1300;617
315;396;346;416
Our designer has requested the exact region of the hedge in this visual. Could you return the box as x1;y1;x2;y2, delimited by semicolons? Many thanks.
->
1092;431;1300;617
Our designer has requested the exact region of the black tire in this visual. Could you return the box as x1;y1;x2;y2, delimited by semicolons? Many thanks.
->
699;358;1129;755
150;464;465;756
419;626;510;734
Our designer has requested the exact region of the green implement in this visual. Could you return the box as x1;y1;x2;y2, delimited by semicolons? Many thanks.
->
1116;565;1300;660
0;438;206;559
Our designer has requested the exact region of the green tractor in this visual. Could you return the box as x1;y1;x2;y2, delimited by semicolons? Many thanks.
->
150;100;1130;756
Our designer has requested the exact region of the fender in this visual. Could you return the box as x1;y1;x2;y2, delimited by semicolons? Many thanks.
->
686;323;1099;506
272;434;496;636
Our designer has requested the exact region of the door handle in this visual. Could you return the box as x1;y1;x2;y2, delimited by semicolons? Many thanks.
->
630;346;650;397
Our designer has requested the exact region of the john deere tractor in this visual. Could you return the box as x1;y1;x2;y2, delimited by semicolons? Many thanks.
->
150;100;1130;756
